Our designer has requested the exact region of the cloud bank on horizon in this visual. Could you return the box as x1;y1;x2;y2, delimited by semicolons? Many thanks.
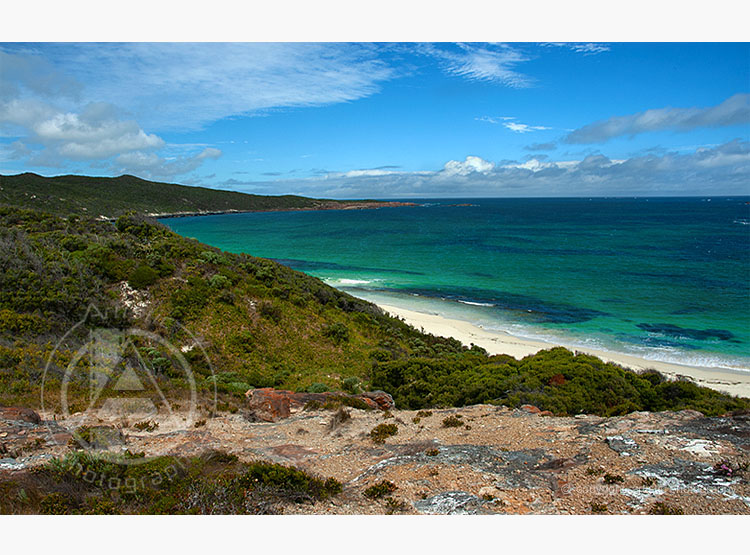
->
226;140;750;198
0;42;748;197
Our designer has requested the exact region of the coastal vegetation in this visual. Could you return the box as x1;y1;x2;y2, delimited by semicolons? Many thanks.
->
0;450;341;514
0;193;748;418
369;348;750;416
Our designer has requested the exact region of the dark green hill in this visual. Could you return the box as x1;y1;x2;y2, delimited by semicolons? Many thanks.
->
0;173;391;219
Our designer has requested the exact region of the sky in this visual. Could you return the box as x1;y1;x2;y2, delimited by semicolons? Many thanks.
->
1;42;749;198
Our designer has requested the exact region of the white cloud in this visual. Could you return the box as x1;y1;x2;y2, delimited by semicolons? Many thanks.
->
503;122;552;133
477;115;552;133
542;43;611;55
0;99;164;162
475;116;515;124
9;43;397;131
422;43;533;88
335;169;399;178
0;50;82;100
566;93;750;144
443;155;495;176
115;147;222;179
0;44;397;177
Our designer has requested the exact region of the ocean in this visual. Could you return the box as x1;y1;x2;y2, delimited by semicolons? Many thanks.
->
161;197;750;371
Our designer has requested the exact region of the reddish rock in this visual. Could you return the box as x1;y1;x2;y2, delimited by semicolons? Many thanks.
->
539;411;554;417
246;388;296;421
245;388;394;422
359;391;396;411
520;404;542;414
0;407;41;425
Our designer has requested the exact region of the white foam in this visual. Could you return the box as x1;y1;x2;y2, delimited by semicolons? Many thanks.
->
458;300;495;307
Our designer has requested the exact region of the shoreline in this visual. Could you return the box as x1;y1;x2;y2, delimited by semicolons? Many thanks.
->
149;200;417;220
375;302;750;399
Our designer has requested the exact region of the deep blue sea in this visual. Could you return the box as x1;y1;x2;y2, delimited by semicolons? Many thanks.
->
162;197;750;371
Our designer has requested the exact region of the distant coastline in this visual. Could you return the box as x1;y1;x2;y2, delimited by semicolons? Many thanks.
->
149;200;417;220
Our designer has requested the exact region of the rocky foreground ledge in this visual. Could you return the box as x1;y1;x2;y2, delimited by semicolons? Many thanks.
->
1;396;749;514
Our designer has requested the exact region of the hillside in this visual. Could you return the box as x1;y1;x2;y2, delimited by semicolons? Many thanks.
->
0;173;409;219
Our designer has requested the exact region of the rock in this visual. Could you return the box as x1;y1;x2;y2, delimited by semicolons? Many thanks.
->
244;388;394;422
678;410;705;418
520;404;542;414
269;444;317;462
539;411;554;417
606;435;640;456
0;458;26;470
359;391;395;411
246;388;295;422
0;407;41;425
415;491;490;515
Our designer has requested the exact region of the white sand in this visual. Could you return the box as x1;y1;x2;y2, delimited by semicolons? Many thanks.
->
376;303;750;399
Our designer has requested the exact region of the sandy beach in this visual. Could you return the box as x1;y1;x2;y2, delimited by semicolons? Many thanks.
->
376;303;750;399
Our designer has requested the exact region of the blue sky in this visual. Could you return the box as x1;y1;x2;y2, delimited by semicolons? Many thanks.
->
1;42;748;198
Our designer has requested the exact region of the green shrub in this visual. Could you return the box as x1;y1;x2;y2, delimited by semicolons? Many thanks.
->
442;415;463;428
590;502;608;514
341;376;361;395
369;423;398;443
40;493;72;515
363;480;397;499
384;497;409;514
200;250;226;265
237;461;341;501
133;420;159;432
323;322;349;344
258;300;282;323
129;264;159;289
648;502;684;515
307;383;329;394
209;274;231;290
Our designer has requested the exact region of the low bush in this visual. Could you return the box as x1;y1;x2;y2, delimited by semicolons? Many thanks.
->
307;383;329;394
369;423;398;443
363;480;397;499
648;502;684;515
323;322;349;344
442;415;463;428
2;450;343;514
128;264;159;289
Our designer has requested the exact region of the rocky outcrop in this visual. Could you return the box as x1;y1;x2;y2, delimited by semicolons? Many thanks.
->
245;388;395;422
0;407;41;425
1;402;749;514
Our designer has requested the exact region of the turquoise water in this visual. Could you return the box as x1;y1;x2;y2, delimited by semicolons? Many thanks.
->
162;197;750;371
